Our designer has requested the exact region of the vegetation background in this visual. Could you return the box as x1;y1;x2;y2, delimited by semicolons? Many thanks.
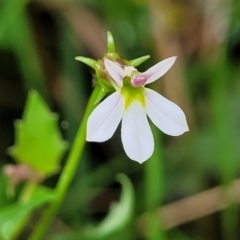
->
1;0;240;239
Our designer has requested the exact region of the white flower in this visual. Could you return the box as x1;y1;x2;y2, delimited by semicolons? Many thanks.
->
86;56;189;163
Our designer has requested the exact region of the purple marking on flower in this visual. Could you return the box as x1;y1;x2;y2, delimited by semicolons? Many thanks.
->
132;75;148;87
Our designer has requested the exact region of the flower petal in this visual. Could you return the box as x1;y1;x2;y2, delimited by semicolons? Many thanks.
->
142;56;177;84
121;100;154;163
87;91;124;142
104;58;124;88
145;88;189;136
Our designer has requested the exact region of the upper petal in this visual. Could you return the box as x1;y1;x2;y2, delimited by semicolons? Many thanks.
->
121;100;154;163
87;91;124;142
145;88;189;136
104;58;124;88
142;56;177;85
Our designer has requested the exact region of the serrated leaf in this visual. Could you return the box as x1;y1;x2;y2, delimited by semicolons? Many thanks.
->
9;90;67;175
0;186;54;240
85;174;135;239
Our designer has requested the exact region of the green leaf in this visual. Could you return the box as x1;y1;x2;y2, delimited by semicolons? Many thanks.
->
9;90;67;175
85;173;135;239
0;186;54;240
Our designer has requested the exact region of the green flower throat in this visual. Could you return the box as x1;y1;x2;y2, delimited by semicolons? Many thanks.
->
121;78;145;110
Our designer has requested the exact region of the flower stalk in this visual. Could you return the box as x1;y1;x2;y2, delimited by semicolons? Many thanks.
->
29;84;102;240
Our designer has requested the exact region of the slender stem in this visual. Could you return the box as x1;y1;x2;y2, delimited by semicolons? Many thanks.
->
19;181;37;203
28;85;102;240
9;181;36;240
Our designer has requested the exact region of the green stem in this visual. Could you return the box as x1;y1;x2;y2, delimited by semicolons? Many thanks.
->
9;181;36;240
28;85;102;240
19;181;37;203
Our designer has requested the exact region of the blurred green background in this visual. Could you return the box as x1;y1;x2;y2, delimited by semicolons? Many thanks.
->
1;0;240;239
